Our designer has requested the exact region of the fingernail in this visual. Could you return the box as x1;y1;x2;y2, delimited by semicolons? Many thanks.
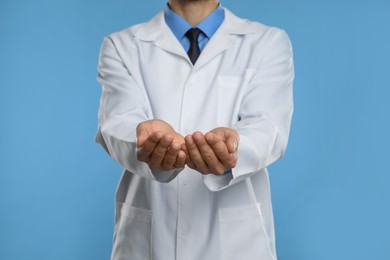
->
186;136;193;145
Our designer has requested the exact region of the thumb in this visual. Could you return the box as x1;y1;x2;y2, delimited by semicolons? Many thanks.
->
225;130;239;153
136;123;150;147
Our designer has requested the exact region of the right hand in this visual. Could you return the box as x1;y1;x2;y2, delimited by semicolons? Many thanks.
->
136;119;186;171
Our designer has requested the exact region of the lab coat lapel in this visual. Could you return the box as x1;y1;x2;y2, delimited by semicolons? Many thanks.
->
134;9;257;67
195;9;258;68
156;30;189;61
195;25;232;68
134;11;190;62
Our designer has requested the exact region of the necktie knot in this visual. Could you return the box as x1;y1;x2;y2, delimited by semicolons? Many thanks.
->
185;28;202;65
185;28;202;43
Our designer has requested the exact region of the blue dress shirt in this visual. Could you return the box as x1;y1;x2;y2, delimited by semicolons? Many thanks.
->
164;4;225;52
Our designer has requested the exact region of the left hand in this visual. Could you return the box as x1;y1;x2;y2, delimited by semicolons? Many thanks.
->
182;127;239;175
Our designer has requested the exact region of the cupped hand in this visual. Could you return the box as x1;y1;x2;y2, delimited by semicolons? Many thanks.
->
182;127;239;175
136;119;186;171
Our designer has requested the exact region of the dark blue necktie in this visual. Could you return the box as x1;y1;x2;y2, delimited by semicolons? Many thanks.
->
185;28;202;65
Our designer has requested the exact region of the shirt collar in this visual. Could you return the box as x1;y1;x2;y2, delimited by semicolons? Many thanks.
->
164;3;225;41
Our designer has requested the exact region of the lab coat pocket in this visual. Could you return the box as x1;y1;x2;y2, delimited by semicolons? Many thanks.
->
219;204;275;260
217;69;256;126
217;75;243;126
111;202;153;260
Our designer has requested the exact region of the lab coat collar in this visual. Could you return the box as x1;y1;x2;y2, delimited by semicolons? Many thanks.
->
134;8;258;66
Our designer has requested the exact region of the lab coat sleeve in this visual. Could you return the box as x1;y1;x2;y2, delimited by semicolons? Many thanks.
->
203;29;294;191
96;36;183;182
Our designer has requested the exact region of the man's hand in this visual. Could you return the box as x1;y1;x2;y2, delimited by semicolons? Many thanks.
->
137;119;186;171
182;127;239;175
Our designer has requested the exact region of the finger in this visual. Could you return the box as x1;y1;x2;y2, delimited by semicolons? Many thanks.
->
149;134;173;169
180;143;193;166
136;124;150;147
205;132;229;159
185;134;209;174
181;144;196;169
174;150;187;168
193;132;225;175
160;142;180;170
137;131;163;162
225;130;239;153
205;132;236;169
226;137;238;153
181;143;188;154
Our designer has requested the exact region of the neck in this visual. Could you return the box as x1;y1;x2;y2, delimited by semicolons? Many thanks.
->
168;0;219;26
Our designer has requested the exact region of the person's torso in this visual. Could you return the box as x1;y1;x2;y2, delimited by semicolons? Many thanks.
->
109;9;279;260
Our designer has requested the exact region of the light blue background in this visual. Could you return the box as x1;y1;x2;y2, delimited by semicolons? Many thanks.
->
1;0;389;259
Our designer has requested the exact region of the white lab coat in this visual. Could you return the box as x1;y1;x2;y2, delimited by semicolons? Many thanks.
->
96;8;293;260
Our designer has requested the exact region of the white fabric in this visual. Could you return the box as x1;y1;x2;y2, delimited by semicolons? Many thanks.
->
96;8;294;260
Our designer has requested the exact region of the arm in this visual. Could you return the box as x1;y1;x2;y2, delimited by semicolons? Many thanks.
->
96;36;185;182
185;30;294;191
